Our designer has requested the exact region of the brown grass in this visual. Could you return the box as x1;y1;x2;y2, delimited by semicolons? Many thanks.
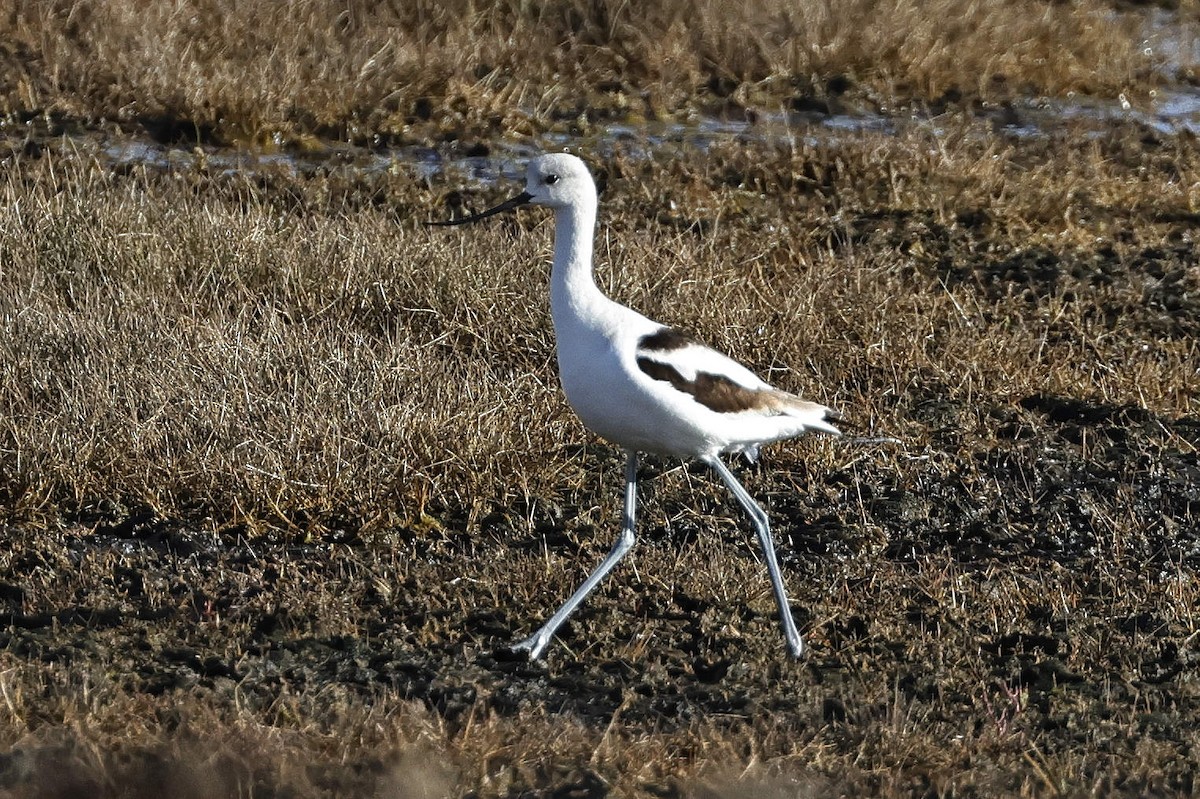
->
2;121;1196;530
1;86;1198;797
1;0;1193;144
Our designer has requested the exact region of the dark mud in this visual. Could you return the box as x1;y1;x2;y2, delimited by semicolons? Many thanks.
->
2;383;1197;795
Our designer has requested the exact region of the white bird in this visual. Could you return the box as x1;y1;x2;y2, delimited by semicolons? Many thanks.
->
431;153;840;660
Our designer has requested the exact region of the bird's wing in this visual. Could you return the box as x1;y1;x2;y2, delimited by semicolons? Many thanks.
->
634;327;775;412
634;326;841;432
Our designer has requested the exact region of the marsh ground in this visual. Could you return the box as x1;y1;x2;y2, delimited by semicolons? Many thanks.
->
1;2;1200;797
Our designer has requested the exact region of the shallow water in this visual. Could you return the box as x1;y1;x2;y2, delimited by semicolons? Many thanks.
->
1002;88;1200;138
42;80;1191;193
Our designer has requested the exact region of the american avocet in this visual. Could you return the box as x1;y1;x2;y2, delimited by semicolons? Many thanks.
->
431;153;840;660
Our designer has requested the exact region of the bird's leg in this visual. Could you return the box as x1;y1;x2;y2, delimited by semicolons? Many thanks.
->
512;450;639;660
703;455;805;659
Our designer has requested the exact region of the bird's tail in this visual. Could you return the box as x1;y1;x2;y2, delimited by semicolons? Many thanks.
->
778;396;843;436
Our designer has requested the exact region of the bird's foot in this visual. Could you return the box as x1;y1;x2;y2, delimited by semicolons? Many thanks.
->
507;630;552;661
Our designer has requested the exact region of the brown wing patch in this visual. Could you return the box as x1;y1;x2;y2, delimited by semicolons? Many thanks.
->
638;327;698;352
636;356;777;414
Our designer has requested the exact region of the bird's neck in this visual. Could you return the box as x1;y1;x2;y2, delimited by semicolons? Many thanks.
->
549;201;603;319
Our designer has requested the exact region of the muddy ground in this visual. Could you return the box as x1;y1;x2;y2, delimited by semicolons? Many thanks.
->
1;91;1200;795
2;217;1198;797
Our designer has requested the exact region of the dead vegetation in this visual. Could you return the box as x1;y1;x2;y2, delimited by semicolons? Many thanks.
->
1;0;1194;145
2;121;1196;531
1;115;1198;796
0;3;1199;795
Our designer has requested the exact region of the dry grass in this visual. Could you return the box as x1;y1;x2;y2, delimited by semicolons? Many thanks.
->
1;7;1198;798
0;154;558;530
0;84;1198;796
2;121;1196;530
1;0;1193;144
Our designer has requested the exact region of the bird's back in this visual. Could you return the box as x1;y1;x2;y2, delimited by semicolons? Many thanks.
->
554;298;839;459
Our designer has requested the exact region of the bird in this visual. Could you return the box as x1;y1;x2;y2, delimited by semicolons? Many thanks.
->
430;152;840;660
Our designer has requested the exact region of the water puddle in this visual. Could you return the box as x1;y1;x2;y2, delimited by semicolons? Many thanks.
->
79;83;1200;188
999;88;1200;139
83;108;903;187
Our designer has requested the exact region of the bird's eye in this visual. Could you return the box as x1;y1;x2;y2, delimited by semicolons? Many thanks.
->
544;174;560;185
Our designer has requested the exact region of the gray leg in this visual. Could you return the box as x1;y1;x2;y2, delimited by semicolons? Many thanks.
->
512;450;639;659
703;455;805;658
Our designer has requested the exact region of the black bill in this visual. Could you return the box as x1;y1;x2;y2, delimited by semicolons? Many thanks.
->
427;191;534;226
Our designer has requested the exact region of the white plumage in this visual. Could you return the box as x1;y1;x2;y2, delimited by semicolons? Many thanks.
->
432;152;840;660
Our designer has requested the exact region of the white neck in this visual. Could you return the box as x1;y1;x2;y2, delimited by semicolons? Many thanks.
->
549;199;603;321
